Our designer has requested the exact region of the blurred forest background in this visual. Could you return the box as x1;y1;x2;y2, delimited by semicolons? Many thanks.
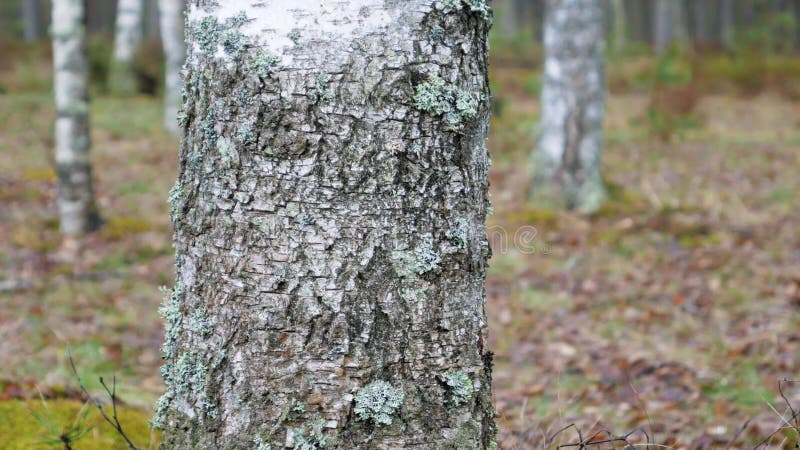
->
1;0;800;448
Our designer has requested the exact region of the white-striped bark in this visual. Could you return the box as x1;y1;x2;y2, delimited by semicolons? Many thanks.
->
158;0;185;134
110;0;144;94
530;0;607;213
156;1;496;448
52;0;100;235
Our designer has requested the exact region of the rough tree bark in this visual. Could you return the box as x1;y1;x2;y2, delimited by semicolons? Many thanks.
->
22;0;39;41
110;0;144;95
158;0;185;135
52;0;100;236
155;1;497;448
530;0;607;214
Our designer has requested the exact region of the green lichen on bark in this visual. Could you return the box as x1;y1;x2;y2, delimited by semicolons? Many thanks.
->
315;74;334;102
414;76;479;129
222;30;251;59
253;435;272;450
167;179;184;222
392;242;441;277
353;381;404;426
253;51;280;78
447;217;469;249
442;0;491;20
194;16;220;52
443;370;474;406
158;283;182;357
188;309;212;336
289;419;330;449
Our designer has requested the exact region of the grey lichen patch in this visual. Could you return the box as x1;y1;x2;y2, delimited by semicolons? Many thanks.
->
188;309;213;336
171;351;215;418
200;103;220;150
253;50;281;78
217;137;238;164
443;371;474;406
289;419;329;449
392;242;441;277
221;30;251;59
400;286;427;303
158;283;183;357
414;76;479;129
442;0;491;20
174;352;207;396
226;10;250;28
353;380;404;426
254;435;272;450
194;16;220;53
151;391;172;429
288;30;301;45
446;217;469;249
430;25;445;42
236;121;257;146
315;74;334;103
167;179;185;222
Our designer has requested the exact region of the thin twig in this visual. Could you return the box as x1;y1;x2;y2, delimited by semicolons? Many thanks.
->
67;347;141;450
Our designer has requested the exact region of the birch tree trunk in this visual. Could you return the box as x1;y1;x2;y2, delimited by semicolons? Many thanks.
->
530;0;607;214
654;0;687;52
22;0;39;41
158;0;185;135
610;0;627;53
155;1;497;448
52;0;100;236
110;0;144;95
720;0;736;48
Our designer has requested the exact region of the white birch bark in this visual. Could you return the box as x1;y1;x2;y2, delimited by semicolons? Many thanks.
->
52;0;100;235
155;1;497;448
158;0;185;134
530;0;607;213
110;0;144;94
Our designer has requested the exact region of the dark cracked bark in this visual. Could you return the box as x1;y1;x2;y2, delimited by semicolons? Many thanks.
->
155;1;497;449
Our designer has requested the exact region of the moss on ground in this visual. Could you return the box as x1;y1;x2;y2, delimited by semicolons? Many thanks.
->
0;399;159;449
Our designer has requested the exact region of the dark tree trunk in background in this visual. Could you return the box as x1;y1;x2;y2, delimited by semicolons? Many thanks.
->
531;0;607;213
654;0;688;52
720;0;736;48
22;0;38;41
155;1;497;448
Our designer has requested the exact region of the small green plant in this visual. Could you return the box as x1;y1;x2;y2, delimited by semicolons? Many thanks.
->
642;44;701;141
26;393;93;450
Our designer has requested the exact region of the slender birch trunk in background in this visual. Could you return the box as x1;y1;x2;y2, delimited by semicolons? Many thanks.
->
158;0;185;135
720;0;736;48
154;1;497;448
530;0;607;214
110;0;144;95
654;0;687;52
22;0;39;41
52;0;100;236
610;0;627;53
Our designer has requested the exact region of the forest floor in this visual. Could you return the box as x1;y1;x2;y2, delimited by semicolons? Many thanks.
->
1;63;800;448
